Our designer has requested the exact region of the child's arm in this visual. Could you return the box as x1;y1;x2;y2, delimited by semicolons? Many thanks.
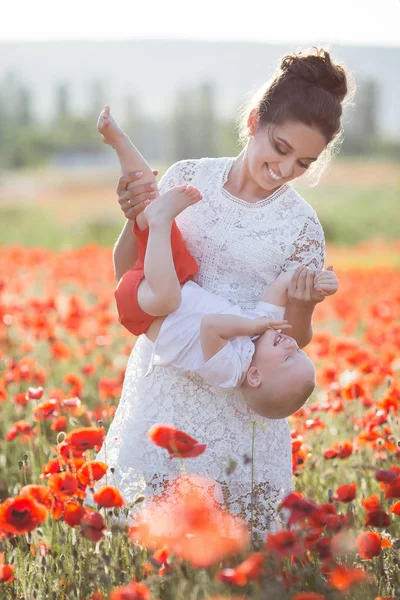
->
314;266;338;296
200;314;291;361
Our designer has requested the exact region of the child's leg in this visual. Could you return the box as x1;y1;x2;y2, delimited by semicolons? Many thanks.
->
97;105;156;231
259;271;293;306
137;185;202;316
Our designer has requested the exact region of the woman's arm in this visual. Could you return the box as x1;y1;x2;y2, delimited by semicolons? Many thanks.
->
284;266;322;347
282;214;326;348
113;172;159;282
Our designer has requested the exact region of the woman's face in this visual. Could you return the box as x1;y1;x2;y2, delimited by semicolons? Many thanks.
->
246;118;327;191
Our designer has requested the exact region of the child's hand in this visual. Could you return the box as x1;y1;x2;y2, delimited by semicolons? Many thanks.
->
314;265;339;297
251;318;292;336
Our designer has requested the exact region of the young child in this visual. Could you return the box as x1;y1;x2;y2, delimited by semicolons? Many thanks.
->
97;106;338;419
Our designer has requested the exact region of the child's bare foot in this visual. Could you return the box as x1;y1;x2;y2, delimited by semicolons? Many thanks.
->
144;185;202;227
97;105;126;147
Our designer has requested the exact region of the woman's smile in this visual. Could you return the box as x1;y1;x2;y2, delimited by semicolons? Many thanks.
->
265;162;284;182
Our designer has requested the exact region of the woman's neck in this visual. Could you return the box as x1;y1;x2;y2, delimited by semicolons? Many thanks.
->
227;148;282;203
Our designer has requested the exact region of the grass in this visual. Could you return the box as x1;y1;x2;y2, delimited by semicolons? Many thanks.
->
0;157;399;250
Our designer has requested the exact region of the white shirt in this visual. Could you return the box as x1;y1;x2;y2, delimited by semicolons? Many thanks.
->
146;280;285;389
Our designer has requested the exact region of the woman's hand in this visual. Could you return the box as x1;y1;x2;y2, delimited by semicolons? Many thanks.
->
117;170;159;221
287;265;326;307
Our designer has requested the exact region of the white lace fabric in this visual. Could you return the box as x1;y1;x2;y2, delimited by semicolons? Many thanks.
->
89;157;326;533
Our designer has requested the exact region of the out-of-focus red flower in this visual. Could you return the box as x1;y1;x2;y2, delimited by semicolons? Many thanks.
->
265;530;303;559
33;398;59;421
324;441;353;460
93;486;125;508
216;552;264;586
383;477;400;500
63;499;85;528
333;483;357;502
129;476;248;567
5;419;36;442
26;386;44;400
280;492;320;526
79;508;106;542
356;532;382;559
51;415;68;432
63;372;84;396
0;495;48;535
365;510;391;528
389;500;400;515
375;469;398;483
0;563;15;584
362;494;381;512
51;340;72;360
328;564;369;591
109;581;151;600
77;461;108;486
90;592;104;600
148;424;207;459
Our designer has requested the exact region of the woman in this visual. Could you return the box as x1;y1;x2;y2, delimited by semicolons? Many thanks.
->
93;48;353;532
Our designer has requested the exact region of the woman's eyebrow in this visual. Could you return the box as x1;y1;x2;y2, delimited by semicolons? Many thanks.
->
276;136;318;161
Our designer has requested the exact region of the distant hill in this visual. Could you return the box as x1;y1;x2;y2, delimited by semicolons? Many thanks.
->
1;39;399;138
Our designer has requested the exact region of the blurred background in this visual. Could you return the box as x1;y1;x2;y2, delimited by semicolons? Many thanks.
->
0;0;399;251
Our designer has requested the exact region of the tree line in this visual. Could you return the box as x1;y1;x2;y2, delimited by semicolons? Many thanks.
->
0;73;398;170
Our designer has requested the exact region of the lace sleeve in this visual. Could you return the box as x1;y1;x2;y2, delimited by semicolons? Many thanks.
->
158;159;200;195
282;213;326;271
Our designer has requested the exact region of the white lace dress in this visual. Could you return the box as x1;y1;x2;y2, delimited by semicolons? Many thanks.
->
90;157;326;532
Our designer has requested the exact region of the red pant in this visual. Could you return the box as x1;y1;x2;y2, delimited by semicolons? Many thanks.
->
114;221;198;336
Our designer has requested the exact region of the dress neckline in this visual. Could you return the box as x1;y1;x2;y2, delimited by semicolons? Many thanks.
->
220;157;290;208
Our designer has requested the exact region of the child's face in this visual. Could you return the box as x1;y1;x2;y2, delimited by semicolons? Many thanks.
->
245;329;316;418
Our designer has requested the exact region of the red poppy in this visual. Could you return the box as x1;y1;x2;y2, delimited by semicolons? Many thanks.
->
148;424;207;459
48;472;79;499
51;416;68;432
0;564;15;584
129;476;248;567
328;564;369;591
356;532;382;559
265;530;303;559
63;499;85;527
361;494;381;512
383;478;400;500
280;492;319;526
375;469;398;483
90;592;104;600
93;486;125;508
41;457;85;479
0;495;48;535
389;500;400;515
79;508;106;542
216;552;264;586
365;509;391;528
63;427;105;455
26;386;44;400
5;420;35;442
19;484;53;508
333;483;357;502
77;461;108;486
33;399;58;421
109;581;151;600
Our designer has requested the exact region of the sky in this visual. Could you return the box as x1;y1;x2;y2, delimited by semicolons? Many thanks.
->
1;0;400;47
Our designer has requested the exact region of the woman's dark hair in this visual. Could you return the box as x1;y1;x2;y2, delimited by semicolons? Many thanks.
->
237;47;356;183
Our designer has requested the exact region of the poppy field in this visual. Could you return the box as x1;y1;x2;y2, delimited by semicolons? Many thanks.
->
0;241;399;600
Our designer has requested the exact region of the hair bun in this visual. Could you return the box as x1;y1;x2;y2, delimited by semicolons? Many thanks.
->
280;48;348;102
